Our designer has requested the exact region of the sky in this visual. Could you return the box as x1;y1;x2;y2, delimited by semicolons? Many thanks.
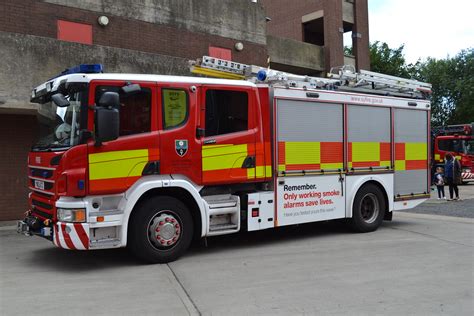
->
365;0;474;63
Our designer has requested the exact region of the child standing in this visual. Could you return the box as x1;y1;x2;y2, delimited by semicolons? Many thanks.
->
434;167;446;200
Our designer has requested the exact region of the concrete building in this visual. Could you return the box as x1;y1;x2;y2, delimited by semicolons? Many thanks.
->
262;0;370;75
0;0;369;220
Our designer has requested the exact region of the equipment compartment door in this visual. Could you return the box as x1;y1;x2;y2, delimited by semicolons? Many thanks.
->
275;98;345;226
394;109;429;197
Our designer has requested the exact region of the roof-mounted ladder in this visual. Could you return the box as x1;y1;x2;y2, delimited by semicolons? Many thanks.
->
190;56;432;99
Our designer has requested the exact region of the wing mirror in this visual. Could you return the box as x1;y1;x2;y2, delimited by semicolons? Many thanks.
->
98;91;120;109
121;83;141;95
95;92;120;145
51;93;70;107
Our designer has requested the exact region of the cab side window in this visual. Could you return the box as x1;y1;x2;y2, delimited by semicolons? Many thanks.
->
438;140;462;152
95;86;152;136
162;88;189;129
205;89;248;137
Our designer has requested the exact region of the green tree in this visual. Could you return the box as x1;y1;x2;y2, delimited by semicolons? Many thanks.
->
414;49;474;126
368;41;474;126
369;41;410;78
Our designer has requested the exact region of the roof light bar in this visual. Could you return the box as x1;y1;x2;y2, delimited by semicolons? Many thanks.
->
49;64;104;80
61;64;104;75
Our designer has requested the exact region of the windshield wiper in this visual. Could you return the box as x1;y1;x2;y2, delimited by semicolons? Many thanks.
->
32;142;70;152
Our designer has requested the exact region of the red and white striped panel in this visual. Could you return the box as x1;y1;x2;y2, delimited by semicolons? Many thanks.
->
462;172;474;180
53;222;90;250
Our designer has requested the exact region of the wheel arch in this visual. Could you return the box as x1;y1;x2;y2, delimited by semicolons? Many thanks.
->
131;187;203;240
120;176;206;247
346;175;393;218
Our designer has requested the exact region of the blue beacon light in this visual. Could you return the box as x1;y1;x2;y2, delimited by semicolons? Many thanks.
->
257;69;267;82
49;64;104;80
62;64;104;75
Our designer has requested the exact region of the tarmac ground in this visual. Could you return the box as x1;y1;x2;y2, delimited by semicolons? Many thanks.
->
0;184;473;315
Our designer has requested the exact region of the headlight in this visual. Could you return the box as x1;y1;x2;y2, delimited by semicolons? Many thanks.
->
57;208;86;223
464;169;471;173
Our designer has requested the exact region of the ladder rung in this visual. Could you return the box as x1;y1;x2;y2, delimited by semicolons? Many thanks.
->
189;56;432;100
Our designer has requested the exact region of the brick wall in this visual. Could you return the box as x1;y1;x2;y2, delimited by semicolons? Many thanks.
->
261;0;324;41
0;115;38;220
262;0;369;72
0;0;267;66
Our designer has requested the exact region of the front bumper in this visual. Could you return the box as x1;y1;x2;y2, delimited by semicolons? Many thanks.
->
21;195;125;250
17;219;115;250
461;171;474;183
53;222;90;250
17;216;52;240
17;216;76;249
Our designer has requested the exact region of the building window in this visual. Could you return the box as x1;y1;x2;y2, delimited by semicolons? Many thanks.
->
95;86;152;136
209;46;232;60
162;89;189;129
57;20;92;45
205;90;248;137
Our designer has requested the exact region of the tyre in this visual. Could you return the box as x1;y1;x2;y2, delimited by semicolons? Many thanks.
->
349;183;386;233
128;196;194;263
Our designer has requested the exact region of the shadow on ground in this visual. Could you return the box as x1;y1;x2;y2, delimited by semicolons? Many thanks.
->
23;218;416;271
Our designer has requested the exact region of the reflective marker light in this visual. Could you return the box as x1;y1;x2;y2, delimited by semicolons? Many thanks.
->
257;69;267;81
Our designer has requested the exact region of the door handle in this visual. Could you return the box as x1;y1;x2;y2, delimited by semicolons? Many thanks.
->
204;139;216;145
242;156;256;169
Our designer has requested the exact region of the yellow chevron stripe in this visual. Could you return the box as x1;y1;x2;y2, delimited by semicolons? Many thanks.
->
202;144;247;157
89;149;149;180
352;142;380;162
405;143;427;160
285;142;320;165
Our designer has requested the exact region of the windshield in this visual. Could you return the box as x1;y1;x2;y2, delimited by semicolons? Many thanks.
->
465;140;474;155
32;92;84;151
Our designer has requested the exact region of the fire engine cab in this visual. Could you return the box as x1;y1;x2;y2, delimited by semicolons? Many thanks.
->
18;58;432;263
432;124;474;183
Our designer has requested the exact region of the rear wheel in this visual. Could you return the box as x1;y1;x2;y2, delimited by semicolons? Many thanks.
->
350;183;386;233
128;196;194;263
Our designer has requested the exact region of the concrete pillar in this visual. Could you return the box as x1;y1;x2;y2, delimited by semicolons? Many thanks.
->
323;0;344;73
352;0;370;70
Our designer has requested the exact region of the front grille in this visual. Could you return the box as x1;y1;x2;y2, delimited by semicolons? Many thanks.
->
30;168;53;179
32;199;53;210
33;191;53;198
32;208;53;220
30;179;54;190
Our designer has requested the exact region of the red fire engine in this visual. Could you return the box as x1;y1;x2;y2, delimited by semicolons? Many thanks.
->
18;58;432;263
432;124;474;183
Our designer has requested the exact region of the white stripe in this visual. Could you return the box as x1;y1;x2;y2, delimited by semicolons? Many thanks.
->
28;176;55;183
57;224;68;249
28;165;56;170
53;225;59;247
69;224;85;250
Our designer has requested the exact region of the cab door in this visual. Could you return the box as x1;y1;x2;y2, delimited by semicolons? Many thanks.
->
158;83;202;184
87;81;159;195
200;86;257;185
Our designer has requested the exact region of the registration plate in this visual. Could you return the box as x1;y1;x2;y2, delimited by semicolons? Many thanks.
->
34;180;45;190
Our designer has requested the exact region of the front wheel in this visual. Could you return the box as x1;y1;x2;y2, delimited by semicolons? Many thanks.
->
349;183;386;233
128;196;194;263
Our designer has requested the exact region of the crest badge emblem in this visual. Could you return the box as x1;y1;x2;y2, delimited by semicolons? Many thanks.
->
175;140;188;157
